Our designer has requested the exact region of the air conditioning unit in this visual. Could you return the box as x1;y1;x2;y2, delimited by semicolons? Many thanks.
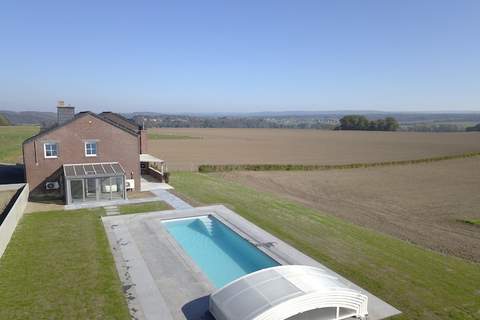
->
45;181;60;190
125;179;135;190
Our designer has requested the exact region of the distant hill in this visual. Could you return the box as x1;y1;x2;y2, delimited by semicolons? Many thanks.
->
0;113;11;126
0;110;56;127
2;109;480;131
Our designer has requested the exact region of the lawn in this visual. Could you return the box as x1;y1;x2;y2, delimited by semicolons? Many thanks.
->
118;200;171;214
0;126;39;163
170;172;480;320
0;209;130;320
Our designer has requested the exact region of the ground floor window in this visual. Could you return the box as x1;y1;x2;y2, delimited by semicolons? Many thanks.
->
66;176;125;204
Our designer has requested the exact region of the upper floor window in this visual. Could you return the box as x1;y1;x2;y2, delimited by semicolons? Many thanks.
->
44;143;58;158
85;141;97;157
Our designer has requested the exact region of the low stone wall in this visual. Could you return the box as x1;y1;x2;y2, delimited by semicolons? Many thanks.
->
0;183;29;259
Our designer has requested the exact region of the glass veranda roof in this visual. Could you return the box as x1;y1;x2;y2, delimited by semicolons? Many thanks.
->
209;265;368;320
63;162;125;178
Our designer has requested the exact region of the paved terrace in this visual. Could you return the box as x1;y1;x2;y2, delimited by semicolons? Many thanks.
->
102;205;401;320
64;180;191;211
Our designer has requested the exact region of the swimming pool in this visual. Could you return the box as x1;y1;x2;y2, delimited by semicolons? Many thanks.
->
163;215;279;288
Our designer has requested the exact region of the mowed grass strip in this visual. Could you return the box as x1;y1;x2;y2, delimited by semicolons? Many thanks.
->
118;200;171;214
460;219;480;226
198;151;480;172
171;172;480;320
0;209;130;320
0;126;39;163
148;132;202;140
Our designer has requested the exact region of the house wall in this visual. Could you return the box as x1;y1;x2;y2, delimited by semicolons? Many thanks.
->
139;129;148;154
23;113;140;199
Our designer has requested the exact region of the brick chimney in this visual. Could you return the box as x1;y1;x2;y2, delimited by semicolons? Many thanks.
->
57;100;75;124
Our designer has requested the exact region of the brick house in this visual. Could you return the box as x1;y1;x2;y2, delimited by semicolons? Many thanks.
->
22;103;162;204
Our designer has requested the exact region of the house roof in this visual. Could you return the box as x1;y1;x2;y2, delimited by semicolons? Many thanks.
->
98;112;140;134
139;153;164;163
209;265;368;320
23;111;139;145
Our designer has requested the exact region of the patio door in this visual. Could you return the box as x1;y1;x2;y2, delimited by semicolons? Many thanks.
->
70;179;84;203
85;178;98;201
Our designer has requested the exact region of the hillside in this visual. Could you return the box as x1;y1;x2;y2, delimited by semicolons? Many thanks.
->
0;114;11;126
0;110;56;127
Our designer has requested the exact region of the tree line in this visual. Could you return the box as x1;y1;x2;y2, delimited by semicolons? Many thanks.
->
466;123;480;132
336;115;400;131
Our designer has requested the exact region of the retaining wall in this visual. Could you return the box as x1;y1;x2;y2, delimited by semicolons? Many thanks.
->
0;183;29;259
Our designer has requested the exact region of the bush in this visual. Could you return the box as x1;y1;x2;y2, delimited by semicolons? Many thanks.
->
198;151;480;172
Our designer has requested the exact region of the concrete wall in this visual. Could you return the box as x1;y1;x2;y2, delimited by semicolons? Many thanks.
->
23;113;141;198
0;183;29;259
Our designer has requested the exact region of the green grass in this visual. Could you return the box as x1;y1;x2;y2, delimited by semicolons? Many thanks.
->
0;209;130;320
170;172;480;320
147;132;202;140
0;126;39;163
118;200;171;214
460;219;480;226
0;114;11;126
198;151;480;172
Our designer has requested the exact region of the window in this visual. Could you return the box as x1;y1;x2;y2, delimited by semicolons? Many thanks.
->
44;143;58;158
85;141;97;157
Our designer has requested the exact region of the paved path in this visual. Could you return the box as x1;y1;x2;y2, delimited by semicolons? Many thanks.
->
151;189;193;210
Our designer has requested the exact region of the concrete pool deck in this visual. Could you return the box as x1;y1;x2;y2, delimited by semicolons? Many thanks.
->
102;205;401;320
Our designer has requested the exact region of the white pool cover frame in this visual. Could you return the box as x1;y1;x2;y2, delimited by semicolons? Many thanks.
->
209;265;368;320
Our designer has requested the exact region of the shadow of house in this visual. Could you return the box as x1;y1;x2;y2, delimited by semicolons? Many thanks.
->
0;164;25;184
28;167;65;203
182;295;214;320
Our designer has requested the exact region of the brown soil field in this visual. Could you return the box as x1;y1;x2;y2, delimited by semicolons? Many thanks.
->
219;157;480;262
147;128;480;171
0;191;15;214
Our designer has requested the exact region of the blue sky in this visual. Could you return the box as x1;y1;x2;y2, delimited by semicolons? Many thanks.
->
1;0;479;113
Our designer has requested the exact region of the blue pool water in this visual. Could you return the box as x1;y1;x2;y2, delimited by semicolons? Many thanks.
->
163;215;279;288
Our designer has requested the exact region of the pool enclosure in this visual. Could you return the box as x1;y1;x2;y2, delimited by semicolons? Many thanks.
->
209;265;368;320
63;162;126;204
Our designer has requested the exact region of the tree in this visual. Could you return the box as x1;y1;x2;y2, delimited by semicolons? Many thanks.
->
338;115;370;130
384;117;400;131
466;123;480;132
337;115;399;131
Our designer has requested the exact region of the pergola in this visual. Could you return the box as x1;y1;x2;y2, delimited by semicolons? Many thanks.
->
140;153;167;173
209;265;368;320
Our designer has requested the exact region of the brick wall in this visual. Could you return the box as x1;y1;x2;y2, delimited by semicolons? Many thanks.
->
23;113;141;198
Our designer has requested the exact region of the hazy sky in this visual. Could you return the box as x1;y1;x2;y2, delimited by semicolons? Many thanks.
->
1;0;479;113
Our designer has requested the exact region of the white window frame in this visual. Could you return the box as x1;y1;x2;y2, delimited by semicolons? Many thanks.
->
44;143;58;159
85;141;97;157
